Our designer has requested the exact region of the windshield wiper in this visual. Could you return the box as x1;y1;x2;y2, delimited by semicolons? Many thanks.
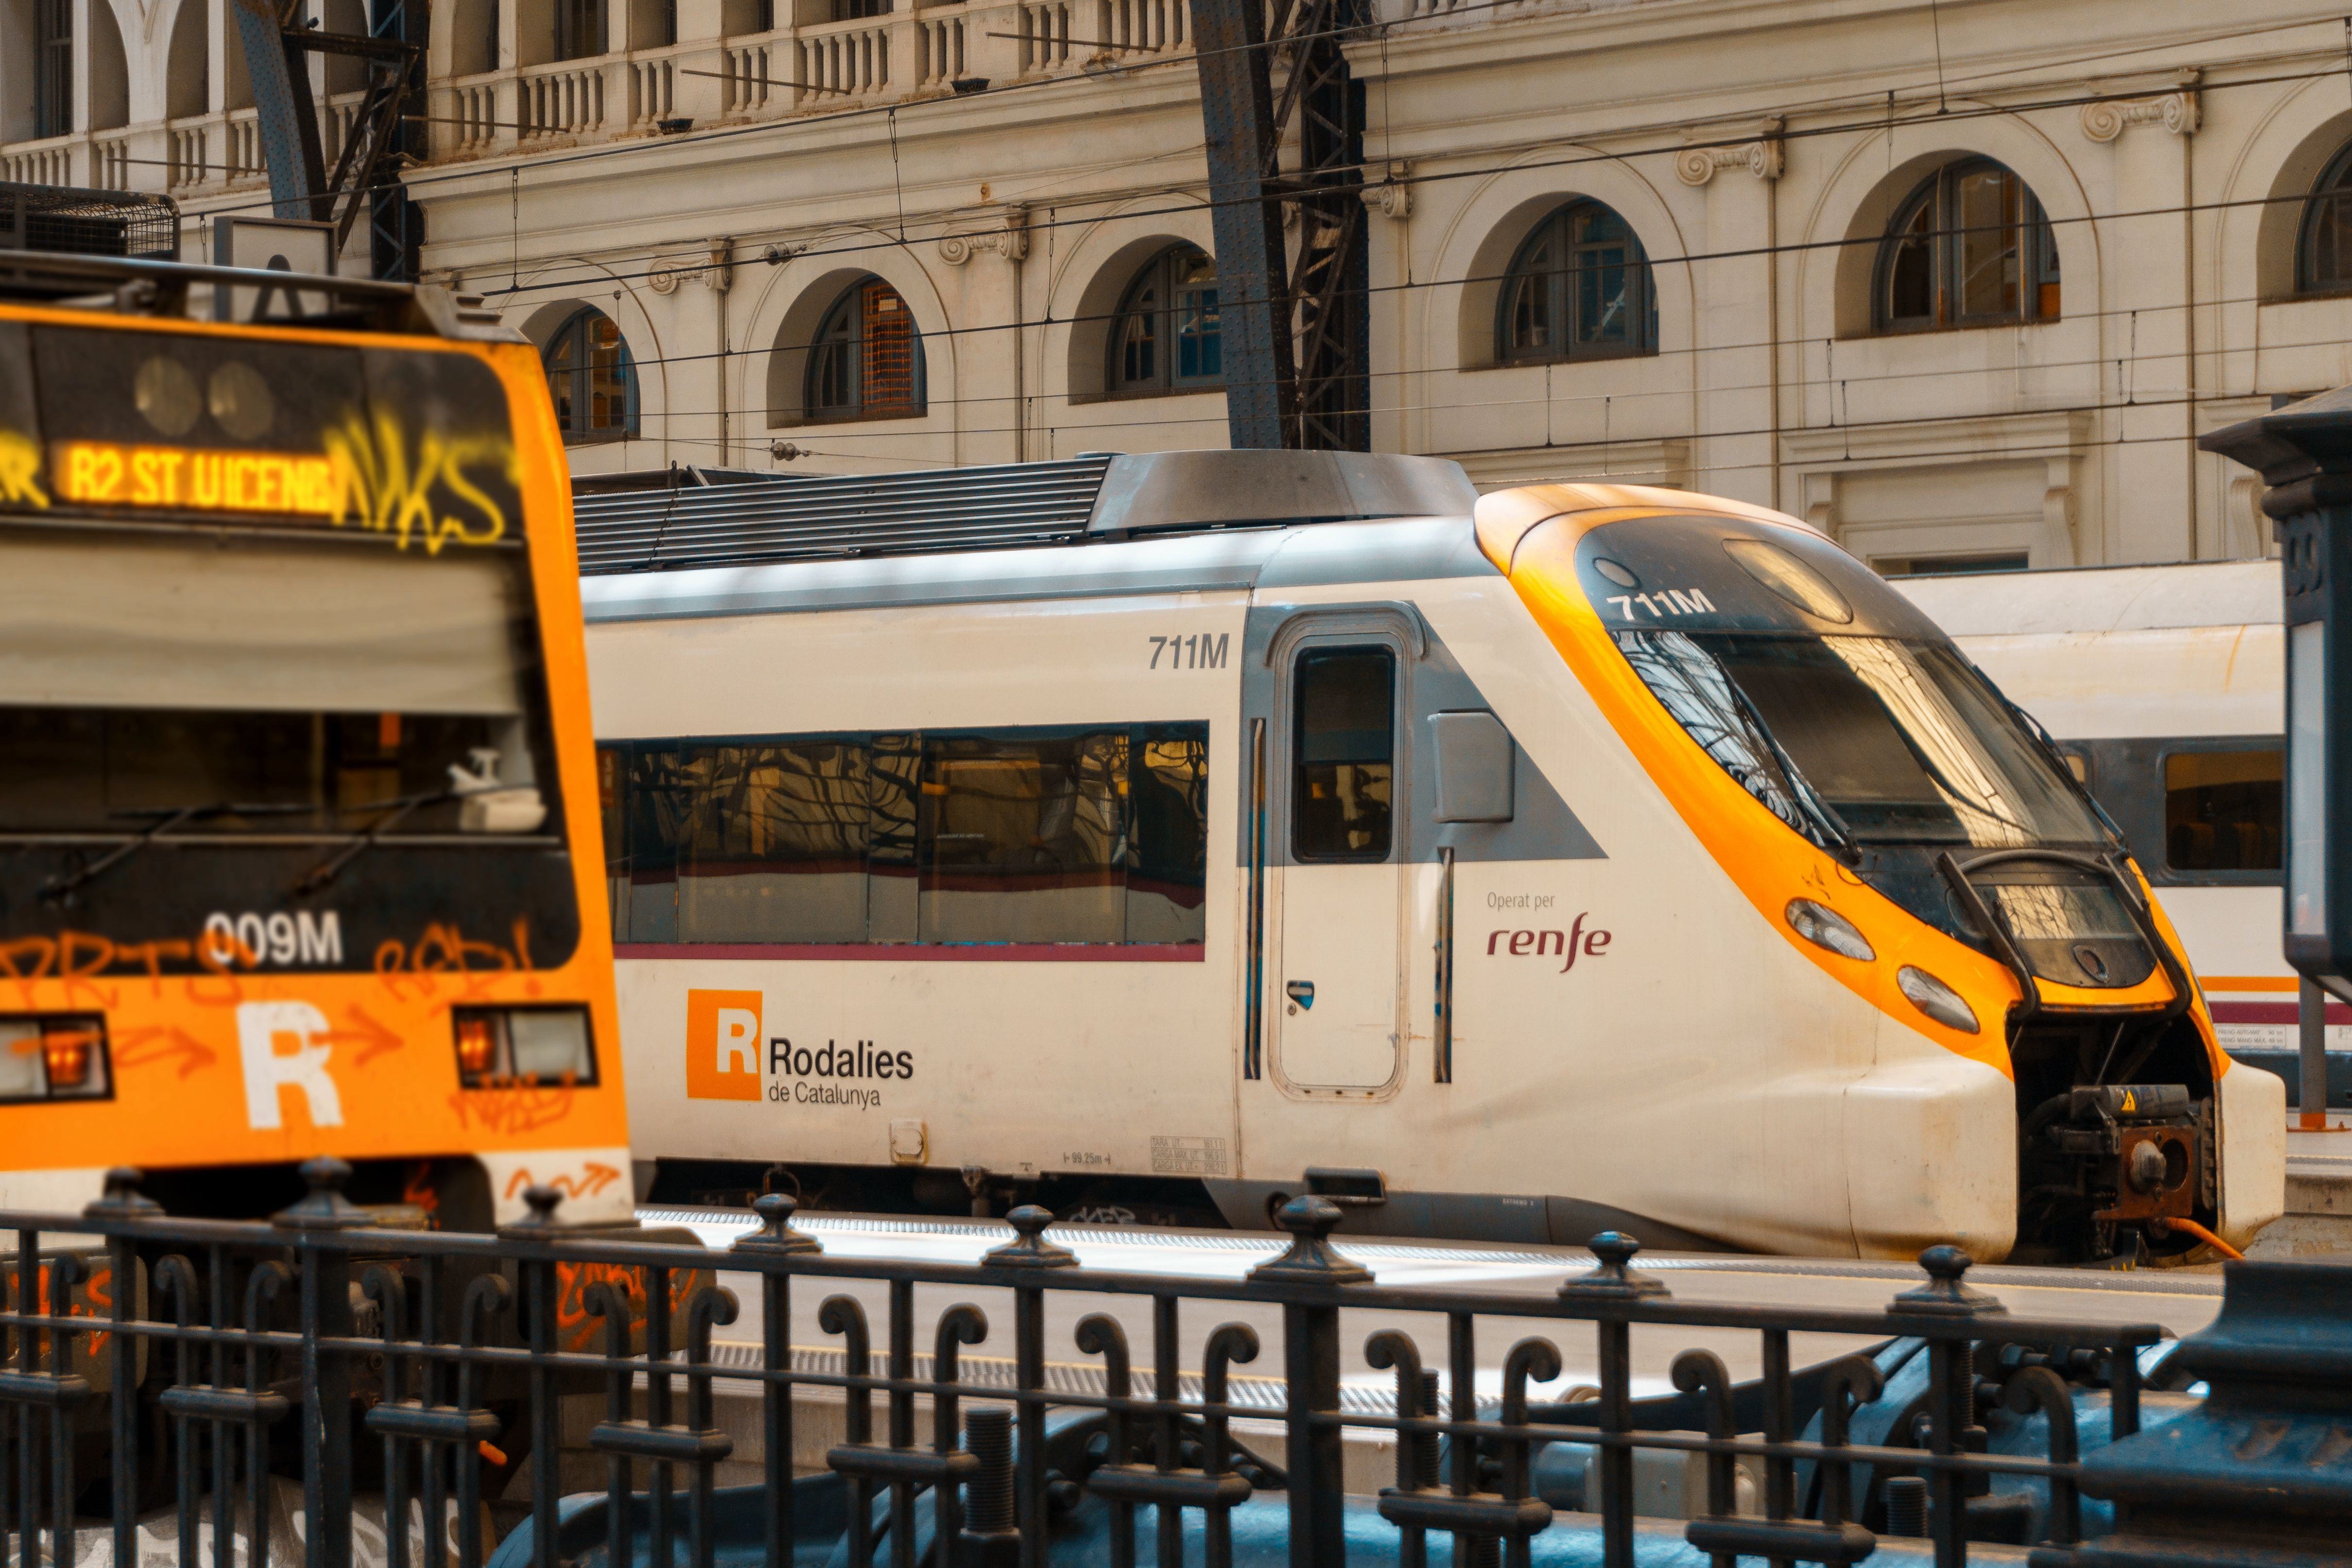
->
292;789;455;896
43;802;311;904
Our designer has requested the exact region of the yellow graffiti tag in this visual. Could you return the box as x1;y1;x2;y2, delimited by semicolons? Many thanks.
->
0;430;49;509
325;408;517;554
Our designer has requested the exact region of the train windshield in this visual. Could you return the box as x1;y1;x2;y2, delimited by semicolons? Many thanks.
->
1618;630;2104;848
0;320;580;973
1573;514;2106;852
0;530;547;840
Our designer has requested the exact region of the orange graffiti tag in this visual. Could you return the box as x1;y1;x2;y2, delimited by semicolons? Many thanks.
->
448;1084;577;1135
551;1259;710;1355
502;1162;621;1204
113;1025;218;1079
319;1005;403;1068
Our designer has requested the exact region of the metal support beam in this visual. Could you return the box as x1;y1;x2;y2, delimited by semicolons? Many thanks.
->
1284;0;1368;450
367;0;427;280
230;0;329;222
1190;0;1295;449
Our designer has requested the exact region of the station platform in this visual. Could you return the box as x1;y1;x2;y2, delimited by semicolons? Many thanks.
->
2255;1122;2352;1258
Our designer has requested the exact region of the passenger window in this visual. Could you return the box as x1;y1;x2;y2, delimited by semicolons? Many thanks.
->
615;745;689;942
678;741;870;942
598;725;1208;945
1294;646;1395;862
2165;749;2282;873
919;732;1126;943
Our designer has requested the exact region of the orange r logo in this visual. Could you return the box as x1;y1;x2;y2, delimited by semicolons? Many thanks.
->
684;989;762;1101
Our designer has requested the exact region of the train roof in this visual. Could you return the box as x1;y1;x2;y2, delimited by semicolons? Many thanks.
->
571;449;1478;577
1891;558;2280;636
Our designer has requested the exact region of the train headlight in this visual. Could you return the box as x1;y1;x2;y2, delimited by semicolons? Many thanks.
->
1897;966;1980;1034
453;1007;596;1088
1785;899;1874;962
0;1016;111;1102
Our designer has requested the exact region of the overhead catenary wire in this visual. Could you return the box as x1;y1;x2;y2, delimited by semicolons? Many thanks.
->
159;18;2348;270
459;58;2352;306
522;278;2329;389
626;398;2294;504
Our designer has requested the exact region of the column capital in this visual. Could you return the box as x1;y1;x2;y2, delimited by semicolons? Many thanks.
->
2081;86;2199;142
1674;127;1783;188
939;205;1031;264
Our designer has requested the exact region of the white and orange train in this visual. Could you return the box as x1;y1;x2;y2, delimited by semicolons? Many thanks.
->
579;452;2285;1265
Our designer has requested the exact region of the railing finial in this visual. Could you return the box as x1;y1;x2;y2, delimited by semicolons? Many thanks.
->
497;1184;567;1236
733;1191;822;1256
1559;1230;1670;1300
982;1204;1077;1269
1892;1244;2007;1316
84;1166;161;1220
272;1155;369;1229
1246;1195;1371;1284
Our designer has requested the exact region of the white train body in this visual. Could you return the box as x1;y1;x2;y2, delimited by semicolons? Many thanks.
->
1896;563;2307;1065
583;455;2284;1262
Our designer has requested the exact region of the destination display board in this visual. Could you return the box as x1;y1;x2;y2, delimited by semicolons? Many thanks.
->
0;322;523;547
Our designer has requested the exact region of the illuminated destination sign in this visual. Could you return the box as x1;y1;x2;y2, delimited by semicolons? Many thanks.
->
0;323;527;548
51;441;347;517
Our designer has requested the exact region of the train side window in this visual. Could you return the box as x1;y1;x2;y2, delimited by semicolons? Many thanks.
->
678;741;871;943
918;732;1127;943
1294;646;1396;862
2164;748;2283;874
2062;750;2092;788
618;745;688;943
1130;726;1210;942
600;724;1211;945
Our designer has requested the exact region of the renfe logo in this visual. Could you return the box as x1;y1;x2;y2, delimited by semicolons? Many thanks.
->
1487;912;1613;973
685;988;763;1101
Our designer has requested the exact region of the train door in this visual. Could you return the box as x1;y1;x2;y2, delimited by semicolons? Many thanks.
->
1272;637;1406;1090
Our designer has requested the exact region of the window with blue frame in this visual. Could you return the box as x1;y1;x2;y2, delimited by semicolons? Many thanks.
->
1109;246;1222;396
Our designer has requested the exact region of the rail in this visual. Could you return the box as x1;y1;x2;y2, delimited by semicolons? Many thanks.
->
4;1159;2335;1568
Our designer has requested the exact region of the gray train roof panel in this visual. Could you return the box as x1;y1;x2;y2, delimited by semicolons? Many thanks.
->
580;516;1496;623
572;450;1481;576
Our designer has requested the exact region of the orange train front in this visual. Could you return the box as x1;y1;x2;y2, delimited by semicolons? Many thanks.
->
0;289;630;1230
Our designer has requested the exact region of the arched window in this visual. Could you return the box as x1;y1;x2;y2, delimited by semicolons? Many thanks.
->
1496;201;1657;365
805;276;927;421
1873;158;2059;331
1108;246;1222;395
542;307;638;443
2298;141;2352;294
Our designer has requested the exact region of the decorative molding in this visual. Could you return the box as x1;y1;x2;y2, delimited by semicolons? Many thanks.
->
1674;127;1783;187
938;206;1030;264
649;241;734;294
1362;161;1412;220
1781;410;2091;567
2080;89;2199;142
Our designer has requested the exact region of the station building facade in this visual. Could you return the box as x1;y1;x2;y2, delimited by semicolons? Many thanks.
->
8;0;2352;569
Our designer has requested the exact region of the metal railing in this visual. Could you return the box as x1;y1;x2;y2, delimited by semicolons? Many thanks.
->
0;1160;2326;1568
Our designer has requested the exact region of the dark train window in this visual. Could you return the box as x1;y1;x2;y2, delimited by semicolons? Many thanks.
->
1294;646;1395;862
2165;749;2283;873
598;724;1208;946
